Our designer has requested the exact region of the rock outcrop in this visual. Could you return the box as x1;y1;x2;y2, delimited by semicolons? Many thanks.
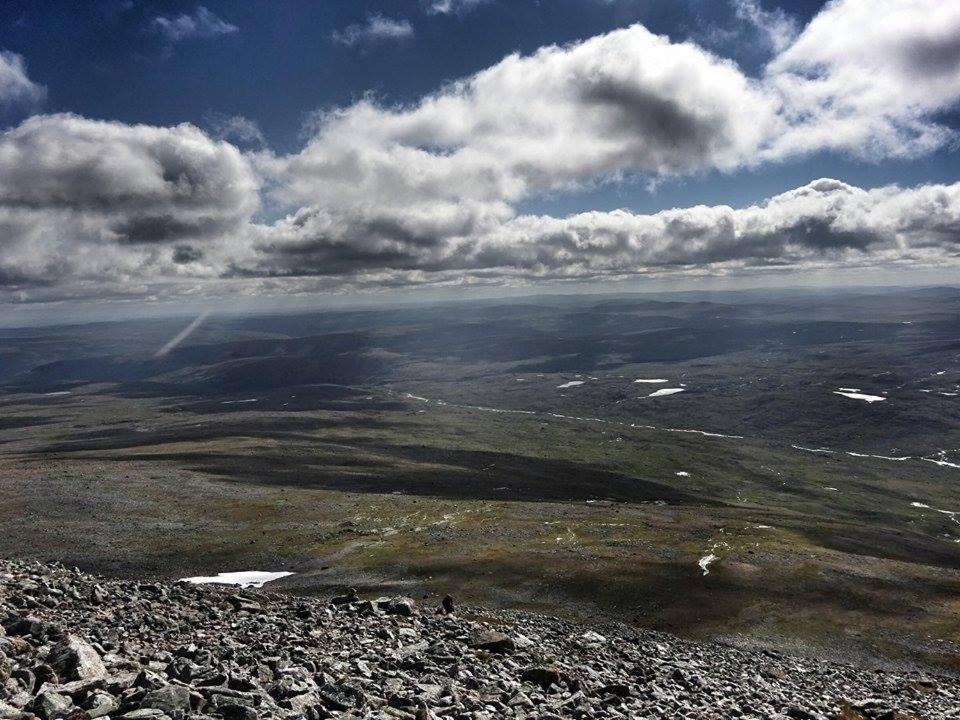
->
0;559;956;719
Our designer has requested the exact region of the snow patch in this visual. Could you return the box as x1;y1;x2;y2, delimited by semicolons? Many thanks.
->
648;388;685;397
698;554;718;576
833;391;885;403
179;571;293;588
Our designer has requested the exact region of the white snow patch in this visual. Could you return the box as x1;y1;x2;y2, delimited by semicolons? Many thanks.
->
922;457;960;470
911;501;957;518
837;387;861;393
845;451;911;461
675;471;690;477
633;378;669;384
43;391;71;396
698;554;718;576
179;571;293;588
557;381;586;389
833;391;885;403
648;388;685;397
220;399;259;405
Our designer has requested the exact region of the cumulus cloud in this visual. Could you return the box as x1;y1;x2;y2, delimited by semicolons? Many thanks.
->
149;6;238;43
331;14;414;47
276;24;778;213
0;114;259;290
0;50;46;110
244;179;960;283
766;0;960;160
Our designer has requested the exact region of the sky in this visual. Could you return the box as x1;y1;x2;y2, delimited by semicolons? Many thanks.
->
0;0;958;318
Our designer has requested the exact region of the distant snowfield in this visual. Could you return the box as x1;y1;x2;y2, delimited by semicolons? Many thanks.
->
648;388;685;397
179;571;293;588
557;380;586;389
675;471;690;477
833;391;885;403
221;399;259;405
633;378;668;384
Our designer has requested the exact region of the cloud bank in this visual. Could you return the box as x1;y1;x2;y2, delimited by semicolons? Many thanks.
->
1;0;959;303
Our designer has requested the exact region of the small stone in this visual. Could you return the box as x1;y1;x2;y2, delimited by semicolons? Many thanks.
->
318;683;356;711
218;705;258;720
386;597;416;617
331;588;359;606
521;666;563;690
468;631;515;654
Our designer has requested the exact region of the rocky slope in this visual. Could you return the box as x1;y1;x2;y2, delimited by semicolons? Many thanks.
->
0;560;956;720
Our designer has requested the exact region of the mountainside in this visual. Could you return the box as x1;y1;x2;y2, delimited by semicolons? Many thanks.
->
0;560;955;720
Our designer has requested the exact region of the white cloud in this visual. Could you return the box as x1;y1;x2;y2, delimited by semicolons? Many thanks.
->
0;114;259;290
0;50;46;110
246;179;960;283
149;6;238;43
732;0;798;53
766;0;960;160
205;113;265;147
331;14;415;47
279;24;779;210
426;0;491;15
3;0;960;302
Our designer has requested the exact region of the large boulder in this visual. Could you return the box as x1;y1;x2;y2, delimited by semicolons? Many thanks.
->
31;691;73;720
47;637;106;682
140;685;191;714
81;691;119;719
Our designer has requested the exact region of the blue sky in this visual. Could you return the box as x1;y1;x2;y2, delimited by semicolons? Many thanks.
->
0;0;958;311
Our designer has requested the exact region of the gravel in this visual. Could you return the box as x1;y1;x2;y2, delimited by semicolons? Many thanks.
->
0;559;956;719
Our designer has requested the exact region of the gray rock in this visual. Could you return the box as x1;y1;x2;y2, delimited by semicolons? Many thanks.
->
141;685;191;714
468;631;514;654
0;700;24;720
31;691;73;720
81;691;119;719
47;637;106;682
520;666;562;690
